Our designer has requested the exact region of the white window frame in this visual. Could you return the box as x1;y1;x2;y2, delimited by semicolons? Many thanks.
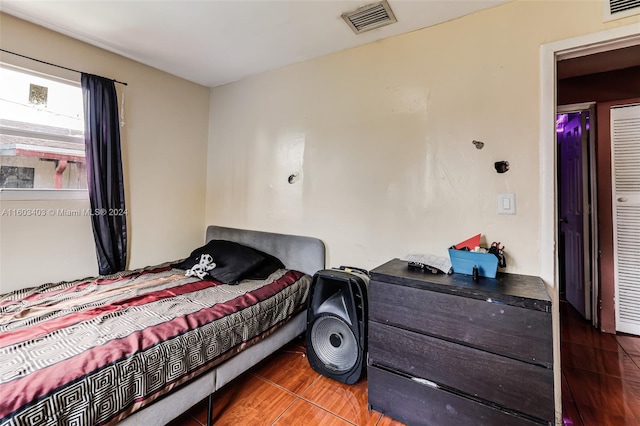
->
0;63;88;201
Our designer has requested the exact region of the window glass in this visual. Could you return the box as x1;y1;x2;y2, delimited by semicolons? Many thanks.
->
0;66;86;189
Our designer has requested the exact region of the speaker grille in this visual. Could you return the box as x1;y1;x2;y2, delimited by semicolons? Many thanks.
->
310;315;358;372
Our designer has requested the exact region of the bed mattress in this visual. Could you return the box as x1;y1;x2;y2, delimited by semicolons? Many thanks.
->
0;265;311;425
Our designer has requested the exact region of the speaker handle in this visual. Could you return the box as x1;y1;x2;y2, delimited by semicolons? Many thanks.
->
338;266;370;276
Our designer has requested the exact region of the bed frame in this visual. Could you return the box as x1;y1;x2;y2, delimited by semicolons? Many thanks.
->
119;225;326;425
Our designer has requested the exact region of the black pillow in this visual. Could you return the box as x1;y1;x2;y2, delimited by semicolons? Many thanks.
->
244;248;286;280
172;240;265;284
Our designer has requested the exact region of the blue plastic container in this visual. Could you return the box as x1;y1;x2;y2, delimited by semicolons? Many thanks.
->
448;249;499;279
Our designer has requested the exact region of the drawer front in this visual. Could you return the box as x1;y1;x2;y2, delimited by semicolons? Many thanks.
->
369;321;554;423
367;366;544;426
369;279;553;365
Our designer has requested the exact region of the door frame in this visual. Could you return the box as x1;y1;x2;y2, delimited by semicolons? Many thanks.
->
557;102;598;325
539;23;640;423
540;24;640;299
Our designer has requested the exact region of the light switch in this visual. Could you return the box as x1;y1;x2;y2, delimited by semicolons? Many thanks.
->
497;193;516;215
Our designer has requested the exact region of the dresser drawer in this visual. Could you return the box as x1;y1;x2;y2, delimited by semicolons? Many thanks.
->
368;366;545;426
369;279;552;366
368;321;554;423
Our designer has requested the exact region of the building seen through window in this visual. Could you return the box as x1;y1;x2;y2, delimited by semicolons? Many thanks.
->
0;66;86;189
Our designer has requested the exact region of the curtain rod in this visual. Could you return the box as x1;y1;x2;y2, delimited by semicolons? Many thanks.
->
0;48;128;86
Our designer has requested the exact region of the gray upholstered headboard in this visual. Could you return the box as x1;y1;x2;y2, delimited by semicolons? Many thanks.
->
205;226;326;276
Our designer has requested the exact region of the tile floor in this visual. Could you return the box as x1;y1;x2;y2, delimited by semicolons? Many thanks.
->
560;300;640;426
167;301;640;426
167;337;403;426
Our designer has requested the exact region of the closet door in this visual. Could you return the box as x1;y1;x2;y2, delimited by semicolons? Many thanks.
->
611;103;640;335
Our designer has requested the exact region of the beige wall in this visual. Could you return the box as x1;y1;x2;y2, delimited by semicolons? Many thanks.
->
206;0;640;276
0;13;210;293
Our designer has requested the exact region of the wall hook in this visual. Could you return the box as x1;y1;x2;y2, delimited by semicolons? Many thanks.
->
494;161;509;173
288;173;299;184
472;140;484;150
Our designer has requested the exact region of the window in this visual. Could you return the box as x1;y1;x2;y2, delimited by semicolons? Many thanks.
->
0;165;35;188
0;66;86;190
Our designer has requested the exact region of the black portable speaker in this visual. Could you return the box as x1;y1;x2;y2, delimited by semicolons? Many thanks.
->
306;267;369;384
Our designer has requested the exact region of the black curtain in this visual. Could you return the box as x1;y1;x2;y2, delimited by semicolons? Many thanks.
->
81;73;127;275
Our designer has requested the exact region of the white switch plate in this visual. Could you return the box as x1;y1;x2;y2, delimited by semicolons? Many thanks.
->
497;193;516;215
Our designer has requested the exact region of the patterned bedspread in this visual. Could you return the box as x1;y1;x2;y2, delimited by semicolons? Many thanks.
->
0;266;310;425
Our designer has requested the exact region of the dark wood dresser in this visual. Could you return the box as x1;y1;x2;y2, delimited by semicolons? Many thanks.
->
367;259;554;426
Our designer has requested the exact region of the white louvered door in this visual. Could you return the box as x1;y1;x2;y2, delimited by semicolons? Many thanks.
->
611;103;640;336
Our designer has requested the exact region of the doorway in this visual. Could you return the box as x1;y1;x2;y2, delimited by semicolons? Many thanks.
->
555;50;640;333
556;104;597;324
541;26;640;422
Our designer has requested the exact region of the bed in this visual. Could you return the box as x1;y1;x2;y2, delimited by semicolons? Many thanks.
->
0;225;326;426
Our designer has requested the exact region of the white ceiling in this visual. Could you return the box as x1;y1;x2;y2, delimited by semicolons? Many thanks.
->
1;0;508;88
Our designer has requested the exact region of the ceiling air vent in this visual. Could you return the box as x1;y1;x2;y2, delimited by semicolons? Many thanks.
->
604;0;640;21
342;0;397;34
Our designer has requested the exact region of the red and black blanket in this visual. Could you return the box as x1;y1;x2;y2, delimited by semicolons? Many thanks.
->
0;266;310;425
